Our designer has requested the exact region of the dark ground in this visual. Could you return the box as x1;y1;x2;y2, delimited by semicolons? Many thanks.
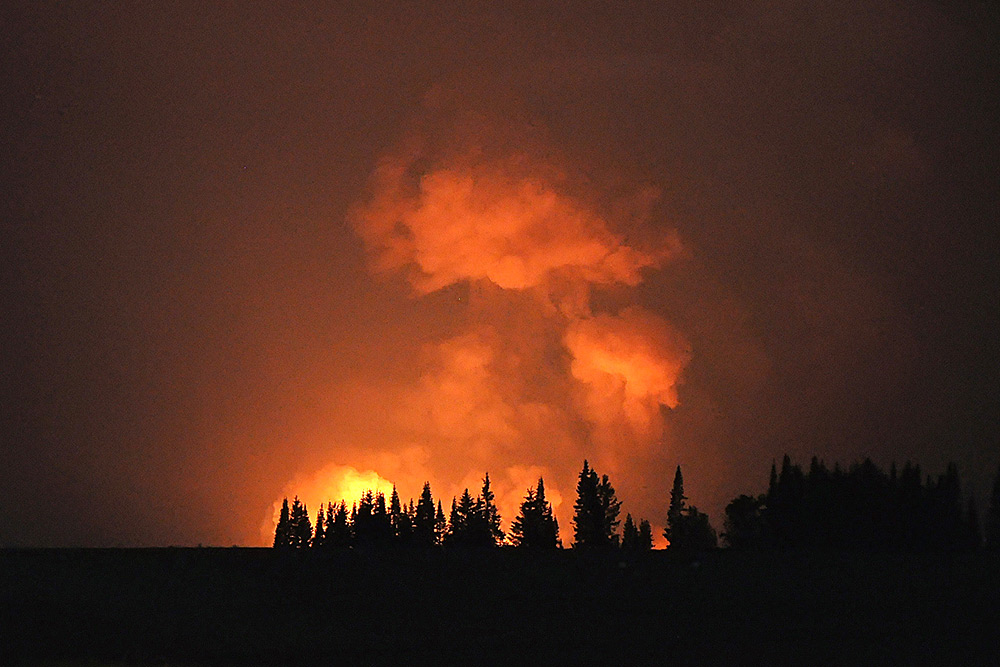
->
3;547;998;665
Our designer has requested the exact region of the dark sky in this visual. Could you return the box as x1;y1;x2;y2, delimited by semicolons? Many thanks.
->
3;1;997;547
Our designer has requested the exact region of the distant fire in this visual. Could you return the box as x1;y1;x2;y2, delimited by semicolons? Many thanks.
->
269;115;689;542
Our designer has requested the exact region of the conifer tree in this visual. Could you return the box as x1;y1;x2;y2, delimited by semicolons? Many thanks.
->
414;482;437;546
373;491;393;546
665;466;687;546
666;466;717;550
480;472;504;546
289;496;312;548
311;505;326;548
573;460;602;547
510;478;559;549
598;474;622;547
273;497;293;548
329;501;351;548
434;500;447;545
389;486;402;539
573;461;619;547
621;513;638;550
447;488;477;545
637;519;653;550
354;491;375;546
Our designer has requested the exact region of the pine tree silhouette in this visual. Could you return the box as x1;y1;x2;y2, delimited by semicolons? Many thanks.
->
665;466;717;550
311;505;326;548
289;497;312;549
273;497;293;548
510;478;559;549
434;500;447;545
447;489;476;545
573;460;602;547
573;461;619;548
621;514;638;551
414;482;437;546
329;501;351;548
598;474;622;547
480;473;504;546
664;466;686;547
637;519;653;550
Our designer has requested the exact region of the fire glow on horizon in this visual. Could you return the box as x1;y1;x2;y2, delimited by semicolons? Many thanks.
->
266;115;691;544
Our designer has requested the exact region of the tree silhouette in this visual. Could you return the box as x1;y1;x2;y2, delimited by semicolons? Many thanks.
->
446;489;477;545
573;460;602;547
637;519;653;550
289;496;312;549
573;461;620;548
311;505;326;548
739;456;979;551
273;497;293;548
665;466;717;550
479;472;504;546
621;514;638;551
434;500;447;545
510;478;559;549
328;501;351;548
389;486;403;541
414;482;437;546
598;474;622;548
664;466;686;547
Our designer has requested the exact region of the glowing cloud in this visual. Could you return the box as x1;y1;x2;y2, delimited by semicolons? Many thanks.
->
351;152;680;299
274;109;692;541
565;307;691;435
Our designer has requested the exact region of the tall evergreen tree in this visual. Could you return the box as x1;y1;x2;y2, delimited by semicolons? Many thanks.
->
354;491;375;546
480;473;504;546
665;466;686;546
273;497;293;548
598;474;622;547
289;496;312;549
414;482;437;546
447;488;477;545
573;460;602;547
666;466;717;550
328;501;351;548
311;505;326;548
637;519;654;550
389;486;403;540
573;461;619;547
434;500;447;545
510;478;559;549
621;514;639;551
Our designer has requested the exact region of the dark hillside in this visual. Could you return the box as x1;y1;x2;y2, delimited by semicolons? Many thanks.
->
3;548;998;664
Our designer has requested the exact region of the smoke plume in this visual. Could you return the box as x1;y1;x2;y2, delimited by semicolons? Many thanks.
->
274;104;690;538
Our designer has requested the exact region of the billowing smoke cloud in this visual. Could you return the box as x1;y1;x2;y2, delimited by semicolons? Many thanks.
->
273;104;690;539
354;149;679;302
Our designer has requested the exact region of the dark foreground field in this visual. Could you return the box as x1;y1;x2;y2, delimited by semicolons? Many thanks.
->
3;547;998;665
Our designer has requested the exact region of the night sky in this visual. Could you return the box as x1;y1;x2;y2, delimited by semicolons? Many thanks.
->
3;2;997;547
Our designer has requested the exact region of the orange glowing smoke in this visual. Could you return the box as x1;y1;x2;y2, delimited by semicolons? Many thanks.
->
268;114;691;542
264;464;397;542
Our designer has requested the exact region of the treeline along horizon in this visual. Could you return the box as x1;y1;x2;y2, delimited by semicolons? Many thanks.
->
274;458;1000;552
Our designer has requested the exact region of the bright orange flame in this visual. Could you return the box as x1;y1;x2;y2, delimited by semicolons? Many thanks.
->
263;464;396;542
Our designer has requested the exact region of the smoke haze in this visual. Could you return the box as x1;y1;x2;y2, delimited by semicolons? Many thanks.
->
3;1;996;546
